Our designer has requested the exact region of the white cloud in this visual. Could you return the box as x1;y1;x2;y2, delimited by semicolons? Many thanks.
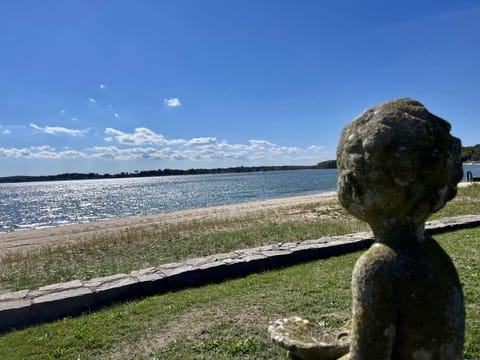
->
0;146;87;159
0;147;31;158
97;127;325;163
99;84;106;89
114;113;120;119
2;129;12;135
88;97;97;103
164;98;181;107
1;125;328;165
307;145;325;152
30;123;89;137
32;145;55;152
91;146;175;161
30;147;86;159
104;127;186;146
249;139;274;150
185;137;217;146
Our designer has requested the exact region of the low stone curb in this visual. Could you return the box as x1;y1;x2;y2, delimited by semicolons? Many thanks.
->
1;214;479;333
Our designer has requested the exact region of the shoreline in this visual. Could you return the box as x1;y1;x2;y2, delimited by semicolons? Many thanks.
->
1;182;476;256
0;192;337;255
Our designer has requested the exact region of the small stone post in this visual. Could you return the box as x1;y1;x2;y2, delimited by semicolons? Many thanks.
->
466;171;473;182
269;98;465;359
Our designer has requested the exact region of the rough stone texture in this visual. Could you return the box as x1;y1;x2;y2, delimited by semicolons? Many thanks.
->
32;287;95;322
270;99;466;359
269;317;350;360
131;268;166;296
337;98;463;239
337;99;465;360
92;275;140;305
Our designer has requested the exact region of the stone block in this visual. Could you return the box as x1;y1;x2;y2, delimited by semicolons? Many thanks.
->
310;239;369;259
0;289;29;302
131;269;167;296
32;287;94;323
159;264;200;290
185;257;211;267
263;249;296;269
303;238;329;246
84;273;128;289
38;279;83;292
290;246;318;263
0;298;32;333
91;276;140;306
224;253;269;278
197;260;229;283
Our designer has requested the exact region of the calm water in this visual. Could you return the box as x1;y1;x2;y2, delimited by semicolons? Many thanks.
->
1;166;478;233
0;169;338;232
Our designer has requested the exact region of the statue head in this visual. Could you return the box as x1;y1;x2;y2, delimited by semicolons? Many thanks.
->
337;98;463;236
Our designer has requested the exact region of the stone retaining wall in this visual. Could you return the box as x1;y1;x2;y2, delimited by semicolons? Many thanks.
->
1;215;479;333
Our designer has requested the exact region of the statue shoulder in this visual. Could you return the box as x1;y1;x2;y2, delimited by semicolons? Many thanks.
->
352;243;398;288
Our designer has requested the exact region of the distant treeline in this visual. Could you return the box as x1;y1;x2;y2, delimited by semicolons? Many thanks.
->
0;161;337;184
461;144;480;162
3;144;478;184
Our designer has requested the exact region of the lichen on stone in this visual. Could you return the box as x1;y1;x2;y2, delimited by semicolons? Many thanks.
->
268;317;350;360
269;98;465;360
336;98;463;236
336;98;465;359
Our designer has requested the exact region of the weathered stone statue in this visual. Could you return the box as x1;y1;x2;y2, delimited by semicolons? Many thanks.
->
269;98;465;359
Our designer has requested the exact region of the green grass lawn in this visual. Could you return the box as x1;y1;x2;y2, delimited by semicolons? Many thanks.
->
0;226;478;359
0;184;478;359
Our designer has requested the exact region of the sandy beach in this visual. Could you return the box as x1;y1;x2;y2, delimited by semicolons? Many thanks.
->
1;182;475;256
0;192;337;255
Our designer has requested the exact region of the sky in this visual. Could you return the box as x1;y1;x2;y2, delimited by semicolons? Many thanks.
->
0;0;479;176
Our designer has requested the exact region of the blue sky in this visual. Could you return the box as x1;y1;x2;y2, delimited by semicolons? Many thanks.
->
0;1;479;176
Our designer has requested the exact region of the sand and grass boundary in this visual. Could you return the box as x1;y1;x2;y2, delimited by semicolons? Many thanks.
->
1;214;479;333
